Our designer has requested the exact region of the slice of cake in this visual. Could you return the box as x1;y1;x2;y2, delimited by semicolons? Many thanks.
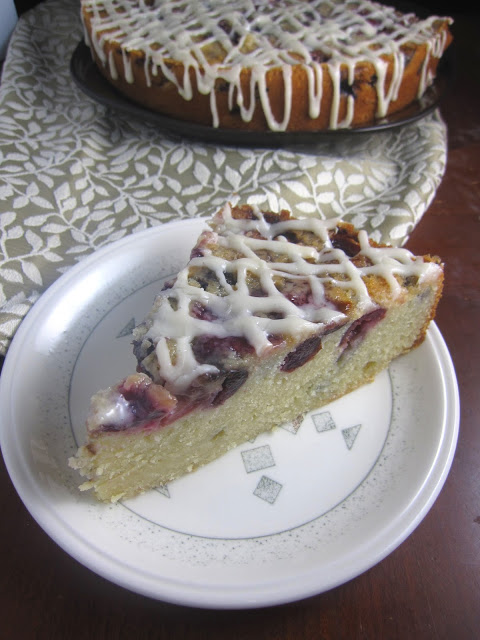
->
80;0;453;132
69;203;443;502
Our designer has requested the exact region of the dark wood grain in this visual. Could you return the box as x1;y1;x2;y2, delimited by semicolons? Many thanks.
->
1;5;479;639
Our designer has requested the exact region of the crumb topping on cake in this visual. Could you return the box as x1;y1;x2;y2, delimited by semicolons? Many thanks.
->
133;202;441;394
81;0;452;130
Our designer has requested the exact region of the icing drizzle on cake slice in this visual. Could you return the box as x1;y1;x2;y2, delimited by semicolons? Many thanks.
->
133;202;440;393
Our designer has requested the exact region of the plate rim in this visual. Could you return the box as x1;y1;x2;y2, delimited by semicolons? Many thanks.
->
0;220;460;609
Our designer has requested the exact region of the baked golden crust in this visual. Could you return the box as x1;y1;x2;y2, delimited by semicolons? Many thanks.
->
81;1;453;132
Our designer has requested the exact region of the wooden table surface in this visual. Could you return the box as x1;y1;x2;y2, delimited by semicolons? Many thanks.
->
1;4;479;639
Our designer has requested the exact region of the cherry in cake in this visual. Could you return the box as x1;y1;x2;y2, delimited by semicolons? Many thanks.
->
69;203;443;501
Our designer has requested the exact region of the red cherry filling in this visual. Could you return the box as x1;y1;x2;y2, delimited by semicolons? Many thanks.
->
280;334;323;372
211;369;249;406
100;365;249;433
190;301;218;322
339;307;386;355
331;227;361;257
101;375;177;432
192;334;254;364
281;279;312;307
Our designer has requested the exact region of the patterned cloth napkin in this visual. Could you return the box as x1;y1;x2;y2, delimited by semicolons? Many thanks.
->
0;0;448;356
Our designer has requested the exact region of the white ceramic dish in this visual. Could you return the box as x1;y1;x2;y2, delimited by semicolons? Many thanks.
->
0;219;459;609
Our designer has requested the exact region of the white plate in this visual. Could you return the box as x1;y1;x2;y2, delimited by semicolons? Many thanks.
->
0;219;459;609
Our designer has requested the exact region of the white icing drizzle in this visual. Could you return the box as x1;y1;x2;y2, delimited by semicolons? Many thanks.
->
81;0;451;131
356;229;440;295
142;203;440;392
